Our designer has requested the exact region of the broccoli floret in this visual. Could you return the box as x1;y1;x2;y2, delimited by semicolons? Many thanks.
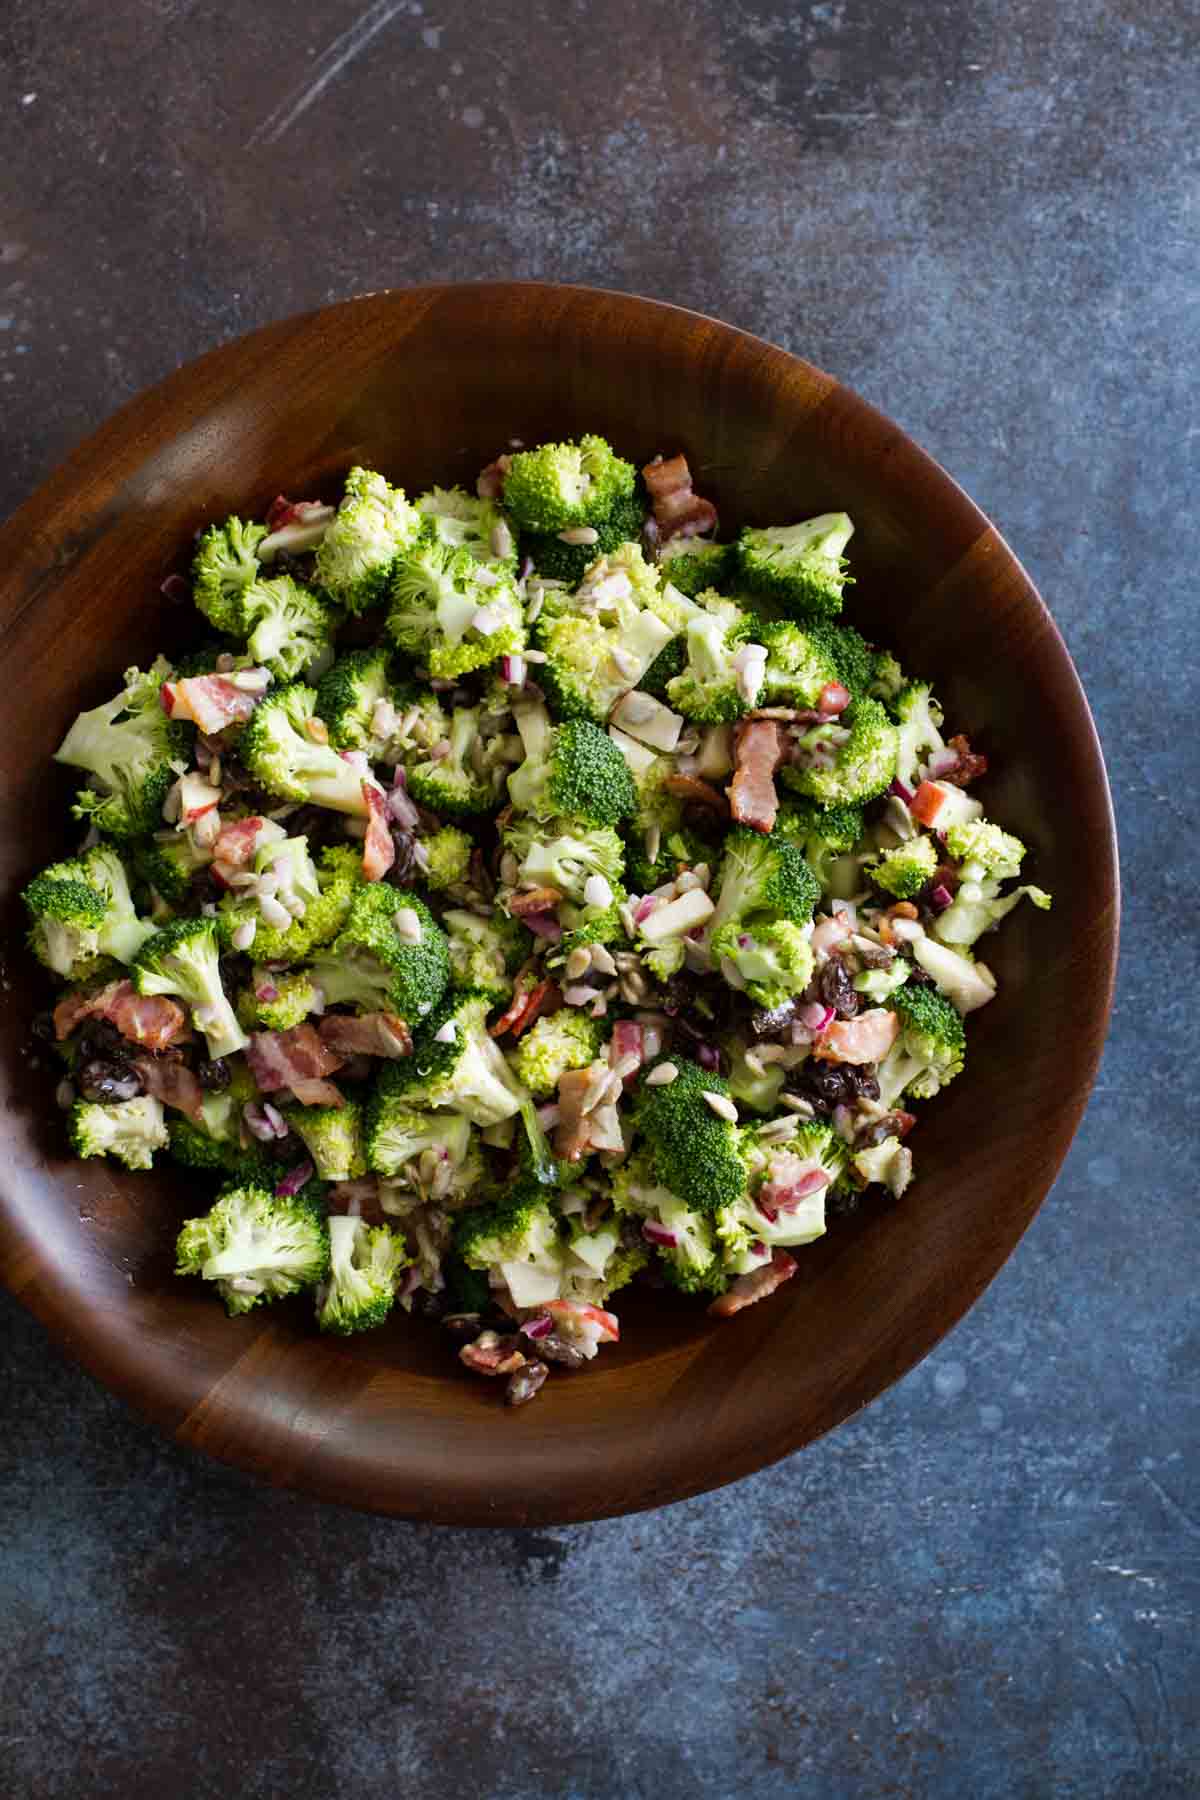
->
132;834;212;904
708;826;821;939
387;538;523;678
315;646;393;754
853;959;912;1003
417;485;516;567
709;918;814;1010
133;917;247;1060
894;682;946;788
405;704;495;815
56;659;189;839
635;1057;748;1213
852;1135;914;1198
503;434;636;534
317;1214;410;1334
781;696;898;806
717;1121;842;1272
909;935;998;1014
23;843;153;979
735;513;854;619
191;516;267;635
610;1149;725;1294
945;819;1027;881
523;491;645;586
442;908;529;1003
665;596;759;723
624;822;713;895
453;1188;565;1309
559;1219;649;1305
239;683;370;813
423;825;474;892
638;634;687;700
237;968;317;1032
876;984;967;1107
218;842;360;965
512;1012;600;1099
773;797;866;895
313;466;422;614
801;620;876;700
869;648;906;704
175;1182;330;1317
377;990;531;1126
726;1039;787;1115
871;833;939;899
284;1098;366;1182
551;894;627;968
68;1095;168;1171
167;1115;261;1176
310;887;449;1022
532;545;675;722
507;712;638;827
758;619;840;708
365;1097;475;1182
932;879;1052;948
503;815;626;906
656;535;731;599
240;573;336;682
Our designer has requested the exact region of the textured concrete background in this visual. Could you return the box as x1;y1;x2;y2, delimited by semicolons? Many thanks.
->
1;2;1196;1795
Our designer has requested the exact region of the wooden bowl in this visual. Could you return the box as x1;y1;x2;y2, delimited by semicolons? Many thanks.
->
0;285;1118;1525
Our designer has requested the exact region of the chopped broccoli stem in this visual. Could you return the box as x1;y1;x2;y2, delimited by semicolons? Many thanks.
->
175;1182;330;1317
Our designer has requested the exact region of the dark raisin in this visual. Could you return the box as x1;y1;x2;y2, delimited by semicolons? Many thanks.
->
506;1360;549;1406
442;1312;483;1339
537;1333;587;1370
387;829;422;887
412;1288;447;1323
827;1187;862;1217
195;1057;232;1091
31;1011;57;1043
819;954;859;1019
749;998;799;1039
906;966;936;989
189;868;225;908
77;1059;144;1104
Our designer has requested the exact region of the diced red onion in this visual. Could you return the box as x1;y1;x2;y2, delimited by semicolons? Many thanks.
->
633;895;660;926
929;883;955;913
160;573;191;604
696;1044;722;1072
798;1002;835;1032
642;1219;680;1248
521;1313;555;1340
756;1199;779;1223
927;747;961;777
275;1160;315;1198
262;1101;289;1138
524;910;563;942
339;749;371;775
255;982;280;1003
501;654;526;687
749;1240;766;1257
243;1102;278;1143
889;778;915;803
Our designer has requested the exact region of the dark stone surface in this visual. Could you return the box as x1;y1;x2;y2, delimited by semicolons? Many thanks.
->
1;2;1196;1794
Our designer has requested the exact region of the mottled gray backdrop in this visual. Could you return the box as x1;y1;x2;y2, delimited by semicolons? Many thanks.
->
1;2;1196;1795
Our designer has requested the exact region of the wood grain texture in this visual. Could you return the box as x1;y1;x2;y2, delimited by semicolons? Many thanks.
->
0;283;1119;1525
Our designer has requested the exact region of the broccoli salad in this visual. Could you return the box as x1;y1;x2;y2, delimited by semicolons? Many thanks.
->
26;440;1050;1407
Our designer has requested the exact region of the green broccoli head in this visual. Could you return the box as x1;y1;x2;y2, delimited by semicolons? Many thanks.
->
735;513;854;619
634;1057;748;1213
507;716;638;827
453;1187;564;1309
725;1039;787;1115
758;619;840;708
932;879;1051;949
241;573;337;682
133;916;247;1060
313;466;422;614
191;515;267;635
531;545;675;722
442;907;529;1003
376;990;528;1126
803;621;878;700
175;1182;330;1317
405;704;496;816
315;646;393;754
317;1214;410;1334
309;886;449;1023
708;826;821;941
237;968;317;1033
239;683;370;813
502;815;626;906
512;1011;600;1099
423;825;474;892
132;833;212;905
283;1097;366;1182
387;538;523;679
637;634;687;701
945;818;1027;881
502;434;636;534
876;983;967;1107
623;822;713;895
68;1095;168;1171
365;1097;477;1183
773;797;866;894
522;490;645;586
709;917;815;1010
894;682;946;789
665;598;760;723
56;659;189;839
217;842;360;965
24;843;153;979
871;833;939;899
869;648;906;704
781;696;898;806
610;1149;726;1294
656;535;731;599
416;486;516;568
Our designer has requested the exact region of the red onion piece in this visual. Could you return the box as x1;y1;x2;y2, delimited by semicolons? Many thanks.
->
889;778;915;803
523;911;562;942
926;747;961;778
262;1101;289;1138
642;1220;680;1248
696;1044;722;1072
521;1313;555;1340
160;573;191;604
243;1102;278;1143
798;1002;835;1032
929;883;955;912
275;1160;315;1198
633;895;659;926
255;982;280;1004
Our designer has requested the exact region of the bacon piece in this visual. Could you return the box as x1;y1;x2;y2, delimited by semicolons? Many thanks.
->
327;1177;386;1224
360;779;396;882
290;1078;344;1108
132;1054;205;1121
662;772;730;815
265;495;329;532
729;719;785;833
245;1023;343;1094
213;816;269;869
759;1157;831;1213
543;1298;619;1355
812;1007;900;1065
810;911;855;959
554;1066;595;1163
940;733;989;788
609;1021;644;1083
53;980;191;1053
162;676;261;736
460;1335;527;1376
318;1012;412;1060
489;966;561;1040
522;911;563;943
709;1248;798;1317
508;885;563;917
641;453;719;540
476;454;512;501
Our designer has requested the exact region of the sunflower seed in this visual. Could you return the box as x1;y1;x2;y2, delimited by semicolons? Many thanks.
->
702;1090;739;1123
619;970;649;1005
490;521;514;560
558;525;600;545
643;823;661;865
757;1116;799;1144
589;944;617;977
610;1051;642;1083
565;946;593;980
645;1061;678;1086
304;715;329;745
563;983;600;1007
231;919;257;951
393;906;423;943
780;1092;816;1116
523;649;548;664
525;588;545;624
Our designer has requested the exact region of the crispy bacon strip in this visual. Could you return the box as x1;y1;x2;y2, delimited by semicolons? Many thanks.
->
641;453;719;540
508;885;563;917
132;1054;205;1122
245;1023;343;1093
729;720;785;834
709;1248;798;1317
162;676;260;735
488;965;561;1040
318;1012;412;1060
662;773;730;815
812;1008;900;1065
939;733;989;788
360;779;395;882
213;816;269;869
53;980;191;1053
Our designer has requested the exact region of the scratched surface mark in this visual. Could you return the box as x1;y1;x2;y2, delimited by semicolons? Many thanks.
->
0;0;1197;1794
